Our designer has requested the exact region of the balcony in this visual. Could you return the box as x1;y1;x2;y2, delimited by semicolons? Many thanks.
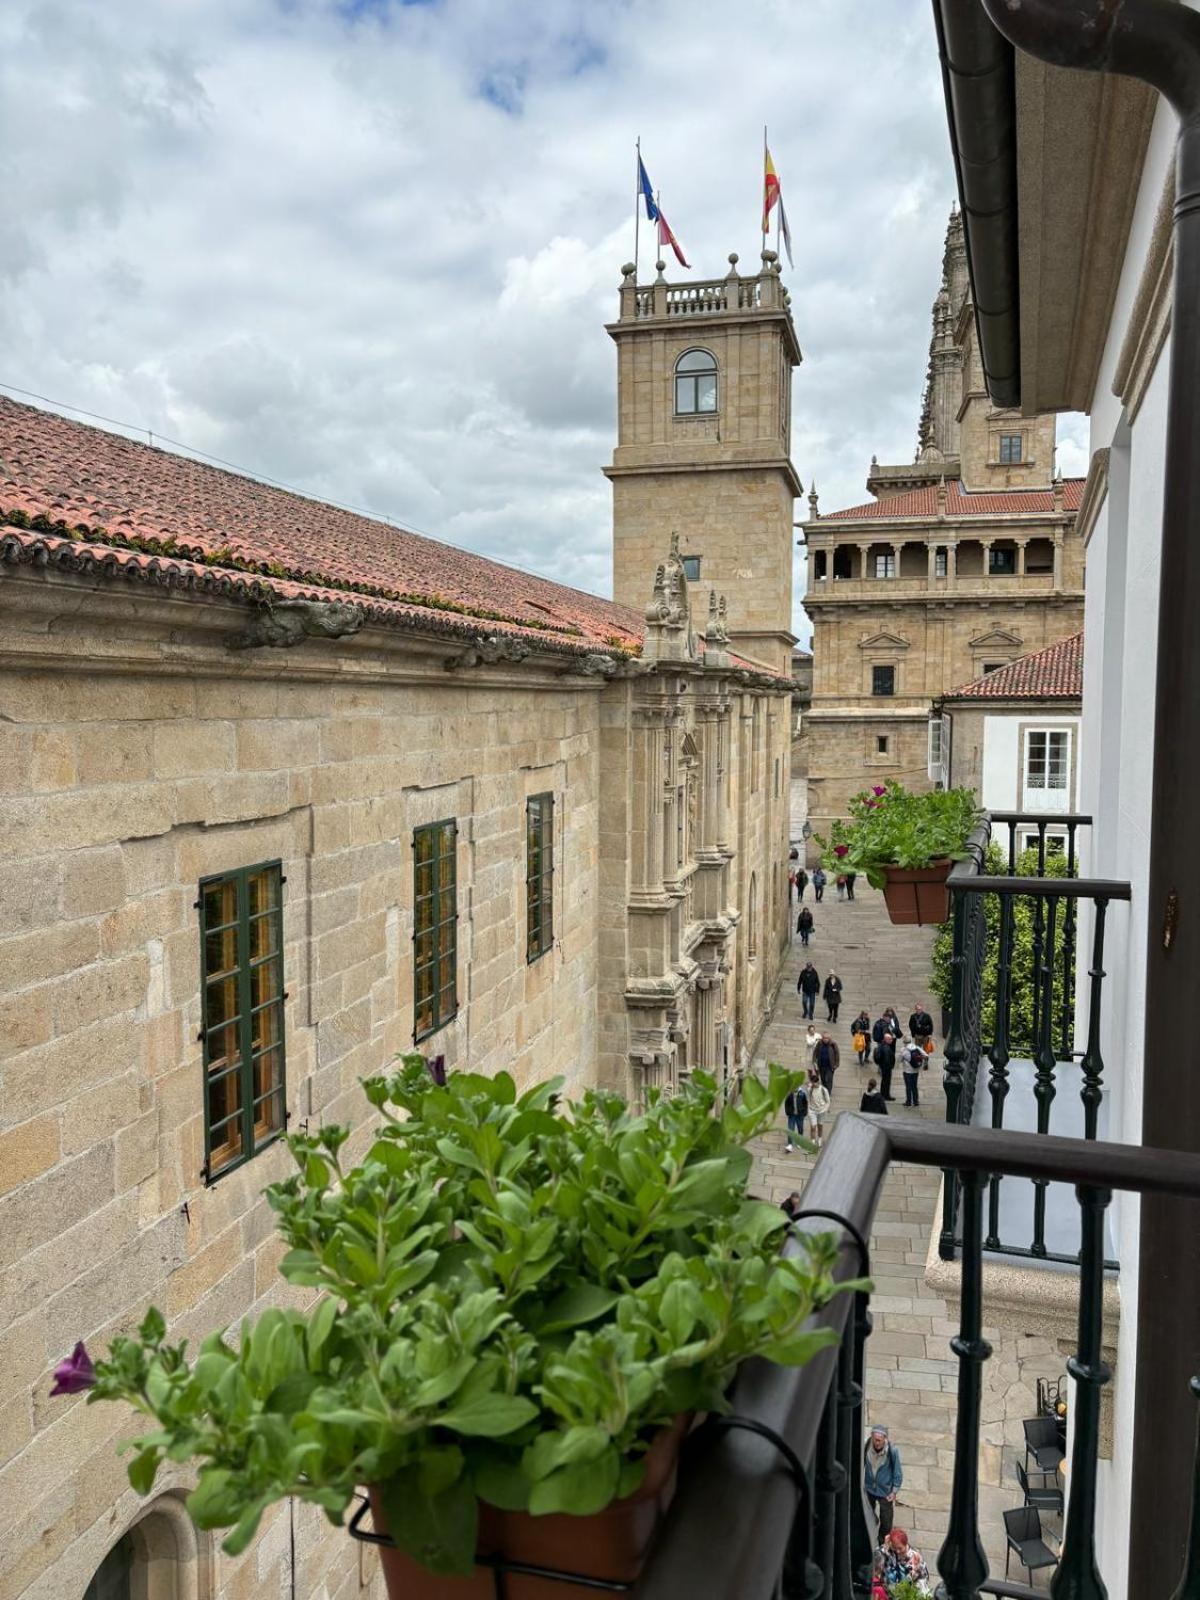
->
628;1113;1200;1599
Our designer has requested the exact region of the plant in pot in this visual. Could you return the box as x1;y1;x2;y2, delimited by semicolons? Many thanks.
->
816;779;978;926
55;1060;860;1598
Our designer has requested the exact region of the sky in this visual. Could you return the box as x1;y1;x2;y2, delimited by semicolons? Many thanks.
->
0;0;1087;645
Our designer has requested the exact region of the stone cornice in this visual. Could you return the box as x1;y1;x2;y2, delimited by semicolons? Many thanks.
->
1075;447;1111;551
1112;163;1173;425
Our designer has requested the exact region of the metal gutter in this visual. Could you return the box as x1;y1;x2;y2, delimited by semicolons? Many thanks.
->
930;0;1022;406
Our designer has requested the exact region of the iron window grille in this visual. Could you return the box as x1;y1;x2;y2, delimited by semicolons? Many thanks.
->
872;665;896;697
526;794;554;963
414;819;458;1040
674;349;718;415
198;860;286;1182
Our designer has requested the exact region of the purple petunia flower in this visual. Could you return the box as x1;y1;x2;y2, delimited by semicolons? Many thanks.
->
50;1341;95;1397
834;844;849;858
872;785;886;797
425;1054;447;1086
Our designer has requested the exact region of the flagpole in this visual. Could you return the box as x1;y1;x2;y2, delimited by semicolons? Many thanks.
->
634;137;641;285
763;124;768;249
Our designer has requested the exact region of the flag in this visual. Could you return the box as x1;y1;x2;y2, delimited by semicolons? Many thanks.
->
657;209;690;269
779;195;794;267
763;146;781;234
637;155;659;222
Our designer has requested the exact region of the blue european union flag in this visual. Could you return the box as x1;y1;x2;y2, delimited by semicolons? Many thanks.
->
638;156;659;222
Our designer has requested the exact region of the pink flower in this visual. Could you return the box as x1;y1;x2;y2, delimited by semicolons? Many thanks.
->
50;1341;95;1396
872;785;886;797
834;844;849;858
863;800;878;810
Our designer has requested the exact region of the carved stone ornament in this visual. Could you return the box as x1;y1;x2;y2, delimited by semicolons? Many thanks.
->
227;599;364;650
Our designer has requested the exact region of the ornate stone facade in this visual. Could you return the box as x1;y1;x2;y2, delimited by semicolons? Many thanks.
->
799;211;1085;851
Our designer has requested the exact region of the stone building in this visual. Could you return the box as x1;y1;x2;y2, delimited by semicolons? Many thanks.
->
0;250;799;1600
798;211;1085;851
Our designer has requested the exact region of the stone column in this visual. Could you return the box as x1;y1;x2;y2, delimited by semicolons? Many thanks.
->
694;981;716;1069
947;541;958;588
632;708;666;892
1017;539;1029;576
858;542;872;581
927;543;939;581
1053;530;1064;589
981;538;994;578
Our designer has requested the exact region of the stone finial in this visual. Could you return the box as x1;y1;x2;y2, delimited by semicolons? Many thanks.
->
936;475;948;514
761;248;778;266
621;262;636;282
871;453;878;468
642;533;696;664
808;483;819;519
655;259;667;282
1053;469;1064;511
726;252;740;279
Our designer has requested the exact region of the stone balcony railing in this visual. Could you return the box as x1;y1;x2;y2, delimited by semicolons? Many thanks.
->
618;252;788;322
804;571;1057;601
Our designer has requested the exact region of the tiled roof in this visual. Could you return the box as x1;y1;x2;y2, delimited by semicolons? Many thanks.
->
0;396;644;657
946;632;1083;701
820;477;1085;522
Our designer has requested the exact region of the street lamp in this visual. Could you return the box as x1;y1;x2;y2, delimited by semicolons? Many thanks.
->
801;820;812;842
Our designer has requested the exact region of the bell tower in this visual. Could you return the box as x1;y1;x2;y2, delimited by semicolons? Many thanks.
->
604;250;803;676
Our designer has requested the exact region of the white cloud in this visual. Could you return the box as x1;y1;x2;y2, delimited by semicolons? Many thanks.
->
0;0;1082;648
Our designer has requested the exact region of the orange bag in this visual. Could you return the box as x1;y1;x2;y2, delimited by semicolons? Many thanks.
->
923;1035;936;1054
853;1032;867;1054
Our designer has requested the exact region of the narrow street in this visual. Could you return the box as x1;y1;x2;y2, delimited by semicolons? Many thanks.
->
749;880;1062;1583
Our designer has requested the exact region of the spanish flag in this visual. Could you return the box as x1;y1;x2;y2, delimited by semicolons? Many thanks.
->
762;147;781;235
657;209;691;270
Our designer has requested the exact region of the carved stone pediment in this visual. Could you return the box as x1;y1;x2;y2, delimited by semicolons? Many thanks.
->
858;631;911;651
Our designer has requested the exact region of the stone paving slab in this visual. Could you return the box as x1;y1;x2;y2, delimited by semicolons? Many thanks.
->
749;882;1063;1587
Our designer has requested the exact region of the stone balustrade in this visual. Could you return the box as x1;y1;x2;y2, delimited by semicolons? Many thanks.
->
617;252;786;321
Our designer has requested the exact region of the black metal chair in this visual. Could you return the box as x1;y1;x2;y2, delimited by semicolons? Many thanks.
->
1004;1506;1059;1584
1016;1460;1064;1519
1023;1414;1066;1473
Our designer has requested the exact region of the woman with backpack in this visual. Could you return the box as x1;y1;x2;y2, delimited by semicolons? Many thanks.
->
784;1081;808;1153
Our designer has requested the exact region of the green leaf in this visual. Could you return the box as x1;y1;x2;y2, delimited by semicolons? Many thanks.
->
127;1447;161;1496
532;1284;621;1336
440;1393;539;1438
306;1296;339;1364
187;1469;243;1530
138;1307;166;1346
377;1465;478;1576
474;1456;532;1511
760;1327;840;1365
529;1446;620;1516
222;1494;273;1556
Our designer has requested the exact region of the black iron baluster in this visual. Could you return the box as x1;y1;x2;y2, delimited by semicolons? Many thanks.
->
1053;1183;1113;1600
1031;893;1059;1257
941;884;970;1259
1079;898;1109;1141
937;1169;991;1600
1060;822;1080;1060
1169;1377;1200;1600
814;1379;840;1600
847;1292;876;1594
1006;818;1017;875
1030;827;1047;1048
832;1299;865;1599
985;894;1015;1250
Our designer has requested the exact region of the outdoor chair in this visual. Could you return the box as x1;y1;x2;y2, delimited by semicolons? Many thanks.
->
1004;1506;1059;1585
1023;1415;1066;1474
1016;1460;1064;1519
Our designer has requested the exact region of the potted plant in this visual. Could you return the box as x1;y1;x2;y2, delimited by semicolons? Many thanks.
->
816;779;978;925
54;1060;858;1597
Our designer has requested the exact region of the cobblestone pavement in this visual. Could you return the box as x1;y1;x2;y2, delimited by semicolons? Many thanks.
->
749;881;1062;1585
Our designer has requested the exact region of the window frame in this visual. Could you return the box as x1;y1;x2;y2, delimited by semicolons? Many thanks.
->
413;819;459;1041
526;794;555;964
673;348;718;416
934;548;948;578
999;433;1024;464
873;552;897;579
1024;727;1071;793
988;546;1017;576
680;555;702;582
198;858;286;1184
872;664;896;697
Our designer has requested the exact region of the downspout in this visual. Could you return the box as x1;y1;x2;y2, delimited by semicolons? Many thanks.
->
977;2;1200;1595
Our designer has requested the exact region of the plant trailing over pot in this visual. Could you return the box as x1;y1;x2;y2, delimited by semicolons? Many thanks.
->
816;779;978;925
57;1062;857;1593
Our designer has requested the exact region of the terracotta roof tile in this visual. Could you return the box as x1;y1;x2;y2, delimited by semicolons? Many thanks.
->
820;478;1085;521
0;396;643;656
946;632;1083;700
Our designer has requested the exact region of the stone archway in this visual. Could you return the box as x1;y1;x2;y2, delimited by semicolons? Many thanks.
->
86;1492;212;1600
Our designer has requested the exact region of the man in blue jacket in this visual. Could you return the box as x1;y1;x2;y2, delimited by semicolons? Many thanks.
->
864;1425;903;1540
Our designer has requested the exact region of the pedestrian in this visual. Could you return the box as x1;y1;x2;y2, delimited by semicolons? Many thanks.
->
806;1069;830;1149
873;1031;897;1101
797;961;820;1020
880;1529;928;1590
845;871;857;901
835;872;846;900
873;1007;900;1046
860;1077;888;1115
780;1190;802;1222
787;868;795;905
908;1000;935;1051
805;1021;821;1058
851;1009;872;1066
812;865;827;903
814;1031;840;1093
902;1039;926;1108
783;1083;808;1153
864;1426;903;1541
796;905;814;946
823;971;843;1022
796;866;808;901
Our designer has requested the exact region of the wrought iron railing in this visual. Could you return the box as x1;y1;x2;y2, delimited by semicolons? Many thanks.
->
630;1115;1200;1600
940;812;1131;1264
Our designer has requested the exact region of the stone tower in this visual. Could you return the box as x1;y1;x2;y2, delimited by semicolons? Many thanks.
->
605;250;803;676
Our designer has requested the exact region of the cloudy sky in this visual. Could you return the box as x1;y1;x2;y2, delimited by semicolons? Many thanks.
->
1;0;1085;642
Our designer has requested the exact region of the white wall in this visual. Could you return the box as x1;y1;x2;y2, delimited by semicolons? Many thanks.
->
979;712;1079;812
1083;88;1178;1600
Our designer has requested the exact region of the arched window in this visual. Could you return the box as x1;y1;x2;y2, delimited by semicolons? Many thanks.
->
85;1536;133;1600
674;348;718;415
748;873;758;960
84;1495;207;1600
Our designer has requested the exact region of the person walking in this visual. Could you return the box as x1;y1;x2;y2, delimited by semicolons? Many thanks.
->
860;1077;888;1115
823;971;843;1022
851;1009;872;1066
805;1021;821;1058
806;1069;831;1149
783;1082;808;1153
864;1426;903;1541
812;865;827;903
835;872;846;901
797;961;820;1019
795;866;808;901
881;1530;928;1589
873;1007;900;1047
902;1039;926;1108
845;870;857;901
814;1032;840;1094
873;1031;897;1101
796;905;814;946
908;1000;935;1051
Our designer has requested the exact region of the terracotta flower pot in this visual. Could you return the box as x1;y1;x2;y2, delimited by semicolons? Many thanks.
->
880;860;953;926
367;1416;691;1600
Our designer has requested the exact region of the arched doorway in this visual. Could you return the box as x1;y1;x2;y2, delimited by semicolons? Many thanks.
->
83;1495;210;1600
